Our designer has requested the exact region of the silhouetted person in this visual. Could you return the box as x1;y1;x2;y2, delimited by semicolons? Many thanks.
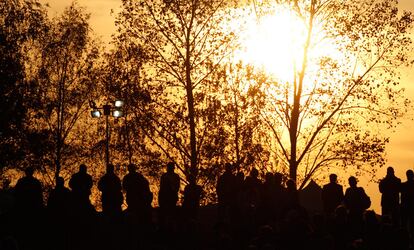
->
235;171;245;194
401;169;414;244
158;162;180;217
98;164;123;215
330;205;351;250
273;173;287;223
379;215;410;250
122;163;153;224
69;164;93;212
321;174;344;217
285;179;299;210
364;210;381;250
379;166;401;226
14;166;43;212
47;176;71;214
217;163;236;221
243;168;262;208
182;175;202;220
0;178;14;216
282;181;310;250
308;214;332;250
344;176;370;237
232;170;245;226
69;165;96;250
259;173;276;225
240;168;262;229
12;167;44;250
47;176;71;250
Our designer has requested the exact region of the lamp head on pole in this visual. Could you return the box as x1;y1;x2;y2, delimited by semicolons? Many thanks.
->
91;109;101;118
113;109;123;118
114;100;124;108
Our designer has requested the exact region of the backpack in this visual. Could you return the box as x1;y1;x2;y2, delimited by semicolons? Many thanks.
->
360;187;371;209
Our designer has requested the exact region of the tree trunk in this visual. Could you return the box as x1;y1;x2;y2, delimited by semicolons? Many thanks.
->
185;40;197;179
288;1;316;187
186;85;197;178
234;98;241;168
55;78;65;185
289;92;300;186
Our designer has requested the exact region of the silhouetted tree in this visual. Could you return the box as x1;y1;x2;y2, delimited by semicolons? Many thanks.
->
32;2;100;184
99;29;152;170
251;0;413;187
0;0;48;171
114;0;241;183
219;62;272;172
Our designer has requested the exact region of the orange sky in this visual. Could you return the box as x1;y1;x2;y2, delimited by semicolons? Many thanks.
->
39;0;414;213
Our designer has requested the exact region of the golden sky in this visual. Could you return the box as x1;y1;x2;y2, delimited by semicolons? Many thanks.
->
39;0;414;213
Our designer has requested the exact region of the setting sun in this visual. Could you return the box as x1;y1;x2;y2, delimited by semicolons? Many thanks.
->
235;7;340;84
237;9;305;82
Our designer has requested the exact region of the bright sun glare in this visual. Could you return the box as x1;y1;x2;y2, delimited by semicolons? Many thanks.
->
235;7;339;83
239;10;305;82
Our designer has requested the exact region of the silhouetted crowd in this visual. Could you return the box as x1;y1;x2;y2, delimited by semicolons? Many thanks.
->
1;163;414;250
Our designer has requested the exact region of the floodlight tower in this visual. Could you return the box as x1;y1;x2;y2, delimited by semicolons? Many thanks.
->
89;100;124;166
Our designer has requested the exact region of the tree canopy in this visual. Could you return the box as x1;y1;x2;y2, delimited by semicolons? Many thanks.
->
250;0;413;188
1;0;413;198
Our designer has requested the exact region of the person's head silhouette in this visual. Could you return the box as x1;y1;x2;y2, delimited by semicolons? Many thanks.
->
2;178;11;189
24;166;35;177
386;166;395;177
348;176;357;188
250;168;258;178
127;163;137;173
79;164;87;174
406;169;413;181
56;176;65;187
107;164;115;174
188;175;196;185
224;163;232;172
286;179;296;191
329;174;338;183
167;162;175;173
274;173;283;185
335;205;347;219
237;171;245;181
265;172;273;183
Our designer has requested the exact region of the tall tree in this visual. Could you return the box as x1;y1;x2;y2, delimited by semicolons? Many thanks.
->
252;0;413;188
115;0;240;181
219;61;272;172
0;0;48;171
31;2;100;184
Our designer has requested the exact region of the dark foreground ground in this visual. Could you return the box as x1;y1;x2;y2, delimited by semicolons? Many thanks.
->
1;204;413;250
